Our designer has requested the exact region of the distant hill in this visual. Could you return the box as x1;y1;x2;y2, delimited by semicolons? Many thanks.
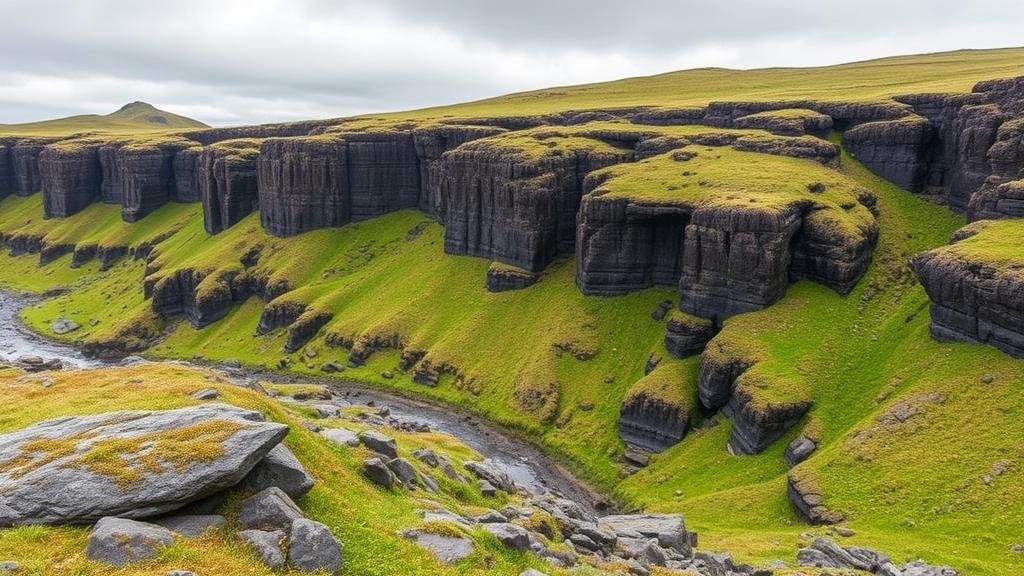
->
0;101;208;136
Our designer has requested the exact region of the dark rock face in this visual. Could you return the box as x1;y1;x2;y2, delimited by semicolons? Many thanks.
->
0;143;11;200
258;137;348;236
912;239;1024;358
39;144;103;217
724;386;810;455
97;144;125;204
119;144;184;221
788;473;845;525
9;139;51;196
435;141;631;272
618;387;688;452
200;142;260;234
149;268;248;328
843;117;933;191
173;147;204;202
664;313;716;358
413;124;507;214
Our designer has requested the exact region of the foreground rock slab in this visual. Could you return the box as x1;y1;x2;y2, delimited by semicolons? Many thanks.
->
403;528;474;564
289;518;343;574
0;404;288;525
86;517;174;567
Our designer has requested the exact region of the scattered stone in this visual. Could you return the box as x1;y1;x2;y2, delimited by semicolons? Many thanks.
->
785;435;818;467
50;317;80;334
980;374;995;384
238;529;286;570
237;444;315;499
321;360;345;373
479;479;497;497
484;522;532;551
519;570;548;576
1012;544;1024;553
364;457;397;488
464;460;516;492
0;404;287;525
644;353;661;375
386;457;420;488
476;510;507;523
166;571;195;576
303;348;317;359
312;404;342;418
359;430;399;458
85;517;174;567
486;263;540;292
152;514;226;537
237;487;304;531
569;533;601;552
381;370;394;379
787;473;845;525
0;562;18;574
830;525;856;538
412;448;440;467
321;428;360;447
191;387;220;400
651;300;673;321
403;529;474;564
288;518;343;574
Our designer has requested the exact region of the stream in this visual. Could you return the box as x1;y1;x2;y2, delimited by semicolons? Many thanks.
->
0;289;607;514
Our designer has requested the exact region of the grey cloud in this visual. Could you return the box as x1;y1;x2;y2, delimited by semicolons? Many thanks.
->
0;0;1020;126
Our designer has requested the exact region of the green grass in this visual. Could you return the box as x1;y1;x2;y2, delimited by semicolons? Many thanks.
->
932;218;1024;268
0;363;567;576
0;102;207;137
379;47;1024;119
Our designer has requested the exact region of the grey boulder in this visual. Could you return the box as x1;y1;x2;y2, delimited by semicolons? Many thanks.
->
85;517;174;567
238;487;304;531
464;460;516;492
153;514;226;537
51;317;80;335
386;457;420;488
484;522;532;551
359;430;398;458
237;444;315;499
289;518;343;574
403;529;474;564
0;404;287;525
785;435;817;467
364;457;397;488
238;529;286;570
321;428;360;447
598;514;690;554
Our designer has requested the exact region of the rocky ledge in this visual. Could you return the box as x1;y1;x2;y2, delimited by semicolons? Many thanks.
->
911;220;1024;358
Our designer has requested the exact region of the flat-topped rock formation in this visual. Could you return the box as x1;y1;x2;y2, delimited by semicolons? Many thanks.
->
199;139;261;234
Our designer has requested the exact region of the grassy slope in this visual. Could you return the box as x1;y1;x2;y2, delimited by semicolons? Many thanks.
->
386;47;1024;119
0;363;581;576
0;101;207;136
2;47;1024;574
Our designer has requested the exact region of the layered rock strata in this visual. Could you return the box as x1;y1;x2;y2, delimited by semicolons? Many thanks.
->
40;143;103;217
200;140;261;234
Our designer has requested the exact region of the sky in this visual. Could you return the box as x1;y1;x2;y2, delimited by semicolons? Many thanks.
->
0;0;1022;126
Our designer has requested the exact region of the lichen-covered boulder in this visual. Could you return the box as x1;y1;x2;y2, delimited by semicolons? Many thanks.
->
0;404;287;525
288;518;343;574
85;517;175;567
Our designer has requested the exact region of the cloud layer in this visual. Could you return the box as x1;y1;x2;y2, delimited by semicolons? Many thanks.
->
1;0;1021;126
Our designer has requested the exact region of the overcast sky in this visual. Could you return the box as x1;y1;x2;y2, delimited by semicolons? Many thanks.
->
1;0;1021;126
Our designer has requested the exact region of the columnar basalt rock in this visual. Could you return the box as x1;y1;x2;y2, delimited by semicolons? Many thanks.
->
200;140;261;234
173;147;204;203
257;136;349;237
119;142;187;221
9;139;52;196
0;143;12;200
436;133;632;272
97;143;125;204
39;143;103;218
412;124;507;214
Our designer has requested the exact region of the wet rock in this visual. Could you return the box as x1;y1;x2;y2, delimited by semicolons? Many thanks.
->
238;529;286;570
50;317;80;335
237;444;315;499
364;457;397;488
237;487;304;531
785;435;818;467
0;404;286;525
152;514;226;537
402;529;474;564
85;517;174;567
288;518;343;574
359;430;398;459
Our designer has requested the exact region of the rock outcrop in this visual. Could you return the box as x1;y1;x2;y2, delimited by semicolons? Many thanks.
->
911;221;1024;358
486;262;540;292
8;138;53;196
843;116;933;191
618;364;690;452
200;139;261;234
0;404;287;525
119;141;189;221
40;142;103;217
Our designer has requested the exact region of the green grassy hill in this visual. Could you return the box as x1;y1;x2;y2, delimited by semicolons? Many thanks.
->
1;47;1023;575
0;101;208;136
